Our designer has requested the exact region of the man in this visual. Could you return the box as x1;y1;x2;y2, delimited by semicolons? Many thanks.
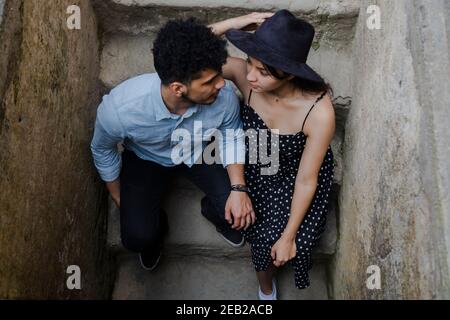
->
90;18;255;271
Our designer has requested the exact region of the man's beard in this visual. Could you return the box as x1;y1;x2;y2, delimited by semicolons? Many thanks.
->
181;90;217;106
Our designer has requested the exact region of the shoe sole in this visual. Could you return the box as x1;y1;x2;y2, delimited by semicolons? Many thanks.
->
139;253;161;271
218;232;245;248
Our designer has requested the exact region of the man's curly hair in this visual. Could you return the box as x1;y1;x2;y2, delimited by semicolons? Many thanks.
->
153;18;228;85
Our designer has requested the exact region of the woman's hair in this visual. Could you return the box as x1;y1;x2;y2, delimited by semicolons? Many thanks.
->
153;18;227;85
263;63;333;96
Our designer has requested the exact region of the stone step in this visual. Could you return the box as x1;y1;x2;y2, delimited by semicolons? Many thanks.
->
107;177;338;257
106;0;359;13
112;252;329;300
93;0;360;37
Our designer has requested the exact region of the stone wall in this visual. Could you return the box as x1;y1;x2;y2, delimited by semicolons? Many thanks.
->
331;0;450;299
0;0;114;299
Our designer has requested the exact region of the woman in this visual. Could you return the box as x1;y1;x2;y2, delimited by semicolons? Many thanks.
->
209;10;335;299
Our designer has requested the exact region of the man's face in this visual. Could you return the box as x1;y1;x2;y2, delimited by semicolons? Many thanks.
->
182;69;226;105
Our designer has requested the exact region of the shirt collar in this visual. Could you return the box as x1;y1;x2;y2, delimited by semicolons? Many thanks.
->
153;75;200;121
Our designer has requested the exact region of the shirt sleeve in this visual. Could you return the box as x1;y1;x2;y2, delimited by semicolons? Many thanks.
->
90;98;126;182
218;88;245;168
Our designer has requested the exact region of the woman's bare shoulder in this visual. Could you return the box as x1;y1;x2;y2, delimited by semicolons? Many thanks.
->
304;93;335;135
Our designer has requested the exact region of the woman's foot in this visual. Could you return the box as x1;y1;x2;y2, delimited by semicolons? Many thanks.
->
258;279;277;300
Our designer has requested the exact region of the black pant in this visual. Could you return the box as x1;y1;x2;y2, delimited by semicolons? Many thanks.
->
119;148;232;253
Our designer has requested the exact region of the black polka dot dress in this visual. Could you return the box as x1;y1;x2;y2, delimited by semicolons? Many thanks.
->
241;91;334;289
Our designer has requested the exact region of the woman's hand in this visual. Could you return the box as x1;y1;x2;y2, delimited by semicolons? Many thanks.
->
209;12;274;36
231;12;275;31
271;235;297;267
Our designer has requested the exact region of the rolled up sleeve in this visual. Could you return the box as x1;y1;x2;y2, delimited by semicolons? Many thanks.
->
90;99;125;182
218;90;245;168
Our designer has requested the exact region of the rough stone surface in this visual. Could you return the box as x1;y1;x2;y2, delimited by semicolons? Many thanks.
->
111;0;359;14
0;0;114;299
100;34;155;89
331;0;450;299
109;0;360;14
113;253;329;300
0;0;22;106
93;0;359;46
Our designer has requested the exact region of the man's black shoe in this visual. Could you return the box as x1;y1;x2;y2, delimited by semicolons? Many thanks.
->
216;226;245;248
139;210;168;271
201;196;245;248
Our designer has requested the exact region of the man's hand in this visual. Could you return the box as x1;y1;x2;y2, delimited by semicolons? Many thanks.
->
225;191;256;230
106;179;121;209
111;194;120;208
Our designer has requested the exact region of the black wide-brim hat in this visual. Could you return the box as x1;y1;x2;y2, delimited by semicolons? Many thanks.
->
226;10;324;83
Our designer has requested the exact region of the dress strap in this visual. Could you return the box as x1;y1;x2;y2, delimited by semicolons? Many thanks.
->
247;90;253;106
301;91;327;132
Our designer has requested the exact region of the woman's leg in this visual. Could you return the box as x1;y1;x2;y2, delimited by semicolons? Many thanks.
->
257;263;277;294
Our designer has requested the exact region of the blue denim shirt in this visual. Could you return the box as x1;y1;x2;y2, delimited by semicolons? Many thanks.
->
90;73;245;182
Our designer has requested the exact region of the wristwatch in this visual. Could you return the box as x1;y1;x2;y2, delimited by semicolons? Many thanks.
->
231;184;249;193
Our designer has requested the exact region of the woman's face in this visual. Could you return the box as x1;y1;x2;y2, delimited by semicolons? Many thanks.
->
246;57;286;93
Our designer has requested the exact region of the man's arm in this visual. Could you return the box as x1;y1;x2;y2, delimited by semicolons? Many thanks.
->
208;13;273;94
226;163;245;186
225;163;256;230
219;87;256;230
90;100;126;207
105;179;121;208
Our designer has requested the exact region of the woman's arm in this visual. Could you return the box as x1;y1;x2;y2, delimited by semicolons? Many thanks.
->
271;96;336;267
208;12;273;36
209;13;273;95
